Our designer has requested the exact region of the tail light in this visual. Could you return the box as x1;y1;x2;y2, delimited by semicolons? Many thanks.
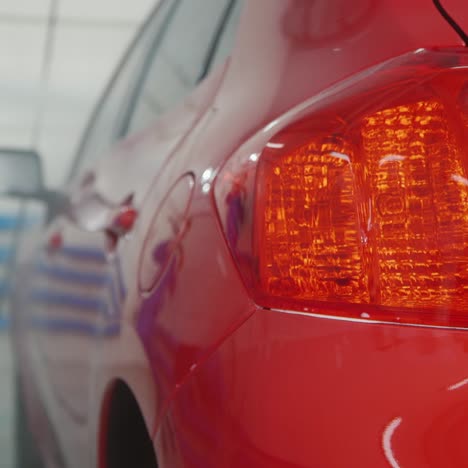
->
215;48;468;328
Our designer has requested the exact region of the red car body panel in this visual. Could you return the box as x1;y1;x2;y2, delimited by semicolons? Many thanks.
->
11;0;468;467
158;310;468;467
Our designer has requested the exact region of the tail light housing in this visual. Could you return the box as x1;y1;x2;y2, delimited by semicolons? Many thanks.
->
215;48;468;328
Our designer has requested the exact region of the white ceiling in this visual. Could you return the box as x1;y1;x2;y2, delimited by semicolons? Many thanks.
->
0;0;155;186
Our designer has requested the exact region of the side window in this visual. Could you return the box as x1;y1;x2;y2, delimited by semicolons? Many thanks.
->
68;0;177;179
125;0;232;135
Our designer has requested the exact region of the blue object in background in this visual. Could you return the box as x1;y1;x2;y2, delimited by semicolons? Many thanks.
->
0;206;42;331
0;315;8;331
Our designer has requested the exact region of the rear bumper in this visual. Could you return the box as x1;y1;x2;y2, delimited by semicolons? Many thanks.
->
158;307;468;467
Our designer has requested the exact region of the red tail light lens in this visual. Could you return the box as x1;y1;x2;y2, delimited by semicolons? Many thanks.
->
215;49;468;328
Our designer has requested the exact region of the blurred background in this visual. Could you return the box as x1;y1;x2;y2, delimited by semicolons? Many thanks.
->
0;0;155;186
0;1;155;466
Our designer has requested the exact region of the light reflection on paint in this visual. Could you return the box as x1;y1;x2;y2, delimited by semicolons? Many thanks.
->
382;417;402;468
447;377;468;391
201;168;214;183
263;118;280;132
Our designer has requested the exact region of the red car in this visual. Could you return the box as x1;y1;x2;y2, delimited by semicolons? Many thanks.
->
5;0;468;466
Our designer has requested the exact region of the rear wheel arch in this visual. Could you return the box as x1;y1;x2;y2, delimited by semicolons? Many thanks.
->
99;379;158;468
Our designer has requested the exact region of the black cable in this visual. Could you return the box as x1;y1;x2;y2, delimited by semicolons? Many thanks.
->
433;0;468;46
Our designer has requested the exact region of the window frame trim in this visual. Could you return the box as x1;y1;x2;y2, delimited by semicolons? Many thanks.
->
198;0;237;82
66;0;240;183
66;0;177;182
119;0;237;138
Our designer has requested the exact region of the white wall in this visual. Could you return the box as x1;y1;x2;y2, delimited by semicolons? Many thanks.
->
0;0;156;187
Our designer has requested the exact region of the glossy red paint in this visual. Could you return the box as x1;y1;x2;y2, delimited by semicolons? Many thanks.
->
158;309;468;468
138;173;195;294
10;0;468;467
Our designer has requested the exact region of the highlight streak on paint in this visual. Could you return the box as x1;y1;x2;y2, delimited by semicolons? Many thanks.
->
448;377;468;391
382;417;402;468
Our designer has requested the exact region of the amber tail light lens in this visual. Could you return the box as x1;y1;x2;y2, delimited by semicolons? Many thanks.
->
215;49;468;328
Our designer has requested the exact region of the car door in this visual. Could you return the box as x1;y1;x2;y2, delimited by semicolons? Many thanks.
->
23;0;235;465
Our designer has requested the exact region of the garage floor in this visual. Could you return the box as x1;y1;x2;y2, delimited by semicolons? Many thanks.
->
0;330;14;468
